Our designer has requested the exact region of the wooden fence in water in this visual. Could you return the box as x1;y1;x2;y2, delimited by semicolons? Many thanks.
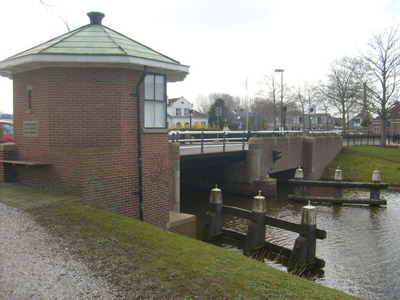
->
288;167;388;206
202;186;326;271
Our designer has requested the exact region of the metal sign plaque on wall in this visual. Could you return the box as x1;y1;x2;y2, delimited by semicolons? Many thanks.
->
23;121;38;137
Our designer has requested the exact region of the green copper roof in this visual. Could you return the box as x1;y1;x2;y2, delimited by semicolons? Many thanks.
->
8;22;178;64
0;12;189;82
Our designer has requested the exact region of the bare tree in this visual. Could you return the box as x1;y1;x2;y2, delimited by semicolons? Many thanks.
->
360;26;400;145
250;97;275;130
257;73;279;130
321;56;362;134
294;82;320;131
195;94;213;114
208;93;240;115
39;0;71;32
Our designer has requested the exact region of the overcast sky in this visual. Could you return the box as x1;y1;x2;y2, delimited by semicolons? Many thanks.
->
0;0;399;113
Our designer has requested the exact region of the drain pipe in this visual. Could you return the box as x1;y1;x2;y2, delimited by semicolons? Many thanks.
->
130;66;148;221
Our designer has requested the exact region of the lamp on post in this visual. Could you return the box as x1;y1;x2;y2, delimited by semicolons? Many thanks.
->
189;109;194;131
274;69;284;131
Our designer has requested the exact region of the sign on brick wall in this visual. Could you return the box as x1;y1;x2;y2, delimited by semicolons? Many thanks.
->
23;121;38;137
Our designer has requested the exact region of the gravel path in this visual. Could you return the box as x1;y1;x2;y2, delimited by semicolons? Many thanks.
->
0;202;120;300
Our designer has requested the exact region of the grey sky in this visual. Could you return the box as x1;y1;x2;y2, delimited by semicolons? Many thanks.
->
0;0;399;113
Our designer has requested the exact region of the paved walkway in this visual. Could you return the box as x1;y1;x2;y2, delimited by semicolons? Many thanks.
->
0;183;121;300
0;182;82;209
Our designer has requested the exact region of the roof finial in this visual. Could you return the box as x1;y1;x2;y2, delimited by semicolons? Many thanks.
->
87;12;105;25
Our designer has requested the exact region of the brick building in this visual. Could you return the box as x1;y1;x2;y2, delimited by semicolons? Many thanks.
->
0;12;192;232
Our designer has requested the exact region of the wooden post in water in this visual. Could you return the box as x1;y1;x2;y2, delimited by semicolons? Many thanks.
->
244;191;266;256
293;167;304;196
202;185;223;242
370;170;381;201
334;167;343;198
289;201;317;271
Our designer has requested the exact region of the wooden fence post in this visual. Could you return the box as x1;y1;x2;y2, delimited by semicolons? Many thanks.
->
370;169;381;200
334;167;343;198
289;201;317;271
202;185;223;242
294;167;304;196
244;191;266;256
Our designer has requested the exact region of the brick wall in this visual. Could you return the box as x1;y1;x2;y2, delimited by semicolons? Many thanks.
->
11;67;175;228
0;143;17;182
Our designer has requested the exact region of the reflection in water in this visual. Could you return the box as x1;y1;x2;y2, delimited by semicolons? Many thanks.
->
181;185;400;300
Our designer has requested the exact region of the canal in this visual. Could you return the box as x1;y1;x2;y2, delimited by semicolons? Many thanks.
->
181;185;400;300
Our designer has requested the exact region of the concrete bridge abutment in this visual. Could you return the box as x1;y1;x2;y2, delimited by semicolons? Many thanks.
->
222;135;342;196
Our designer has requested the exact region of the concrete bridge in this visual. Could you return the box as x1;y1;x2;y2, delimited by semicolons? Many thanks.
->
178;135;343;196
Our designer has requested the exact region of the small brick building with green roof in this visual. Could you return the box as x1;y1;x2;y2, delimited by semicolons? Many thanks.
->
0;12;191;232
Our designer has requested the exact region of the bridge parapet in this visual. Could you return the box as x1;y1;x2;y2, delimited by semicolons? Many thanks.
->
248;135;342;180
180;135;343;197
248;136;305;181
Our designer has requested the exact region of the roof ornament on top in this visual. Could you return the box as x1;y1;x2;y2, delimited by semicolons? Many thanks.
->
87;12;105;25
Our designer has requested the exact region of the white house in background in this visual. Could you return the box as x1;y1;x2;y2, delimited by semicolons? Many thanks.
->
167;96;208;128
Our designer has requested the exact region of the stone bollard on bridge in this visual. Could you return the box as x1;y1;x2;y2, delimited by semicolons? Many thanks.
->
202;185;223;242
293;166;304;196
334;167;343;199
370;169;381;201
244;191;266;256
289;201;317;271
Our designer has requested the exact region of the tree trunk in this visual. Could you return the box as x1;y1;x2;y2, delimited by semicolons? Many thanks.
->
273;96;277;130
342;109;346;135
381;117;387;146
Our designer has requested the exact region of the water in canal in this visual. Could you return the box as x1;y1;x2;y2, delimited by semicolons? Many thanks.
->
181;185;400;300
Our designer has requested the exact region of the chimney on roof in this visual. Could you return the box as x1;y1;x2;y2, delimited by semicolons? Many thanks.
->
87;12;105;25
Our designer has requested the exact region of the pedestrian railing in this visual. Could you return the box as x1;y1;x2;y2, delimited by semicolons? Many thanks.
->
169;130;400;155
169;130;303;155
342;133;400;146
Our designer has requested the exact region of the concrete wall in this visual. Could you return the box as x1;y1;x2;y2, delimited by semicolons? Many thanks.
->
302;136;343;180
247;135;342;180
222;135;342;195
248;136;305;180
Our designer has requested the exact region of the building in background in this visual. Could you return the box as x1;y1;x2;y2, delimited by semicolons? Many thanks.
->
370;102;400;136
167;97;208;129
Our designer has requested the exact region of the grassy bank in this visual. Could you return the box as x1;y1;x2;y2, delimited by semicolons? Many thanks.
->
322;146;400;184
32;204;359;300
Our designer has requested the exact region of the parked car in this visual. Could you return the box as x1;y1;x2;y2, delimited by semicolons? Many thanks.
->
1;120;14;143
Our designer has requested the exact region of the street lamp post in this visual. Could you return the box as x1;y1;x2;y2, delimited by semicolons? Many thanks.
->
275;69;284;131
283;106;287;132
189;109;194;131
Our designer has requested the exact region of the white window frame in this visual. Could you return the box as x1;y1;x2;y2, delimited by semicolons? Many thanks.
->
144;74;166;128
373;126;380;133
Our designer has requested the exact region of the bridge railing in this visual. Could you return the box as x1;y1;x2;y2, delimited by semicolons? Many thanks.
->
341;133;400;146
168;130;342;154
169;130;296;154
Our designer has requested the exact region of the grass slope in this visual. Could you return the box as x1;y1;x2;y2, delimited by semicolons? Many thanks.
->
32;204;360;300
322;146;400;184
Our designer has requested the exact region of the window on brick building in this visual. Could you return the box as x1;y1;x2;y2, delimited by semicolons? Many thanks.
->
144;74;166;128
